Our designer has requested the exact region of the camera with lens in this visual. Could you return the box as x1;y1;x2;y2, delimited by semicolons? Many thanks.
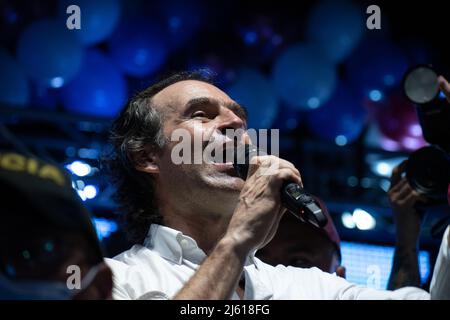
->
403;66;450;204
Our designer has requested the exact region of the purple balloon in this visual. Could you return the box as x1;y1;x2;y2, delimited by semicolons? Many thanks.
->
375;93;427;151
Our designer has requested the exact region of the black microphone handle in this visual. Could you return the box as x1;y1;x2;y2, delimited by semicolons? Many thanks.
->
232;145;328;228
280;181;327;228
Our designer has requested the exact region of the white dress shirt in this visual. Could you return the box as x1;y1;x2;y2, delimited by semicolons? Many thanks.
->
105;224;450;300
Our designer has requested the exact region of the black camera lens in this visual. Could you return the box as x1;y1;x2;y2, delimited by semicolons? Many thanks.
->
406;146;450;200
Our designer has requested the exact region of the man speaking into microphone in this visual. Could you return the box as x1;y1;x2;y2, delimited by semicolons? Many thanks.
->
104;71;450;300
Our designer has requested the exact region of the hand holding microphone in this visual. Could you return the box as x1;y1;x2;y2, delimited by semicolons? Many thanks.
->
223;144;327;253
233;145;327;228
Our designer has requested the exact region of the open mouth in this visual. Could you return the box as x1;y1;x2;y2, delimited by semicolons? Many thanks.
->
211;161;234;168
204;143;240;176
209;149;233;165
209;149;234;167
207;141;240;164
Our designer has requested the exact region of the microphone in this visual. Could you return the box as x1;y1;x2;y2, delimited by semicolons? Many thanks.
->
232;144;328;228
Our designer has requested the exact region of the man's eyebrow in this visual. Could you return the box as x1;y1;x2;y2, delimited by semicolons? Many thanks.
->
184;97;248;121
226;101;248;122
184;97;219;110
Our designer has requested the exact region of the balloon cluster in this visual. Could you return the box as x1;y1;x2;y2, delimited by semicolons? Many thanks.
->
0;0;433;152
17;19;83;89
1;0;171;118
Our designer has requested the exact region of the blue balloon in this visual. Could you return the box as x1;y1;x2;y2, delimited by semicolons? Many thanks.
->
17;19;83;88
109;18;169;77
272;43;337;110
0;49;29;107
306;83;367;143
227;68;278;130
61;50;127;118
307;0;365;63
59;0;121;45
346;37;409;100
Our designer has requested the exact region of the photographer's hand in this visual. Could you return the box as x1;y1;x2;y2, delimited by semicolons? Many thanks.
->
387;161;427;290
388;161;427;246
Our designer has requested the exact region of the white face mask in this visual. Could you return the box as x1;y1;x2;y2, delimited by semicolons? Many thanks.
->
0;265;100;300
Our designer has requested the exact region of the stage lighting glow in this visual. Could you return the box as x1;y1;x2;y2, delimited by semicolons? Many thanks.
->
440;91;446;99
379;179;391;192
50;77;64;88
83;185;97;199
75;180;85;190
369;89;383;102
307;97;320;109
92;218;118;240
341;241;430;289
408;124;422;137
352;208;376;230
341;212;356;229
66;161;91;177
375;162;391;176
335;135;348;146
368;157;406;178
77;189;87;201
401;136;422;150
78;148;99;159
380;136;401;152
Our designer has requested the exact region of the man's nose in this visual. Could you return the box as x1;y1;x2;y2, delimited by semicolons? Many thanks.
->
216;108;245;134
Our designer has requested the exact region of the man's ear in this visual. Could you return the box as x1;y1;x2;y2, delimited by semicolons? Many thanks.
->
131;148;160;174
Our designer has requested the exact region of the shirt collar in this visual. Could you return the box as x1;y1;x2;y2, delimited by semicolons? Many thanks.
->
143;224;258;267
